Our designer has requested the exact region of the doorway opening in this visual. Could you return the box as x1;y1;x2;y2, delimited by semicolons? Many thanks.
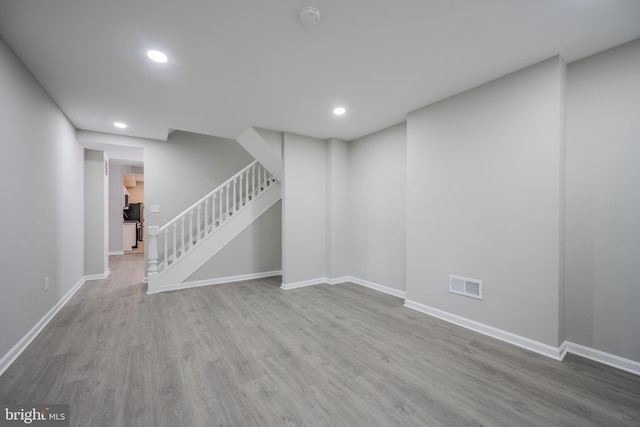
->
123;170;144;255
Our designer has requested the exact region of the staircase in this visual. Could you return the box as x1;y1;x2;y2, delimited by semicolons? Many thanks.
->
147;160;280;293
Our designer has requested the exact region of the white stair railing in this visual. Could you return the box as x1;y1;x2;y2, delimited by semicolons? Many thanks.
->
147;160;276;285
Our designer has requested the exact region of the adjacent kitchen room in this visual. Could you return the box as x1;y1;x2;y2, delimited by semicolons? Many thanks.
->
122;170;144;254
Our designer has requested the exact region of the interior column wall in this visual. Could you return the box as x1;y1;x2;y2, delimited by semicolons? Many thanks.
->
282;132;327;284
565;39;640;362
107;161;124;254
84;149;108;276
326;138;349;279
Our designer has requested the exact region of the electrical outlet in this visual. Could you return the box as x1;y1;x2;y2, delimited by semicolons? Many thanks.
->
44;276;49;291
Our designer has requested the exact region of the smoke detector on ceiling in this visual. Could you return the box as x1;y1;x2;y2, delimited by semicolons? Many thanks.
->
299;7;321;27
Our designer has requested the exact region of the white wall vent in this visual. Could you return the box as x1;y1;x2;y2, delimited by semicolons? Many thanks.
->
449;275;483;300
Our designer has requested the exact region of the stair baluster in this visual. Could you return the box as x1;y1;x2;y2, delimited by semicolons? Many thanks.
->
233;177;237;214
204;199;209;236
197;204;202;243
225;183;230;220
263;164;267;190
212;193;217;228
218;189;223;225
180;216;186;255
189;211;194;249
172;222;177;263
252;164;256;196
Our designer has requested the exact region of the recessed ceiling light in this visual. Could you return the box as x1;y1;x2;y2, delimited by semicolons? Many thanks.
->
147;49;168;63
333;107;346;116
114;122;127;129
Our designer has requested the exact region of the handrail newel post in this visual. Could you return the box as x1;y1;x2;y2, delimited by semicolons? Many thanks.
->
147;225;160;293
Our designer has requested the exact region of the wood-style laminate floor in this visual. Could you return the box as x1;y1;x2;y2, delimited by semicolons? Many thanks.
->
1;255;639;426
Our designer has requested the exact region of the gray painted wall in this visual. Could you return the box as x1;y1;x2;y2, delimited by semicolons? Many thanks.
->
565;39;640;361
83;150;108;275
55;120;85;306
348;124;407;291
0;36;84;360
188;201;282;280
282;132;327;283
406;57;566;347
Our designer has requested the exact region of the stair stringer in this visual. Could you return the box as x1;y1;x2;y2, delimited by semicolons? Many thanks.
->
156;182;281;290
237;127;283;182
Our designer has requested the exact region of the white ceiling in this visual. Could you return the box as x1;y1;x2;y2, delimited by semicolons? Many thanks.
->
1;0;639;142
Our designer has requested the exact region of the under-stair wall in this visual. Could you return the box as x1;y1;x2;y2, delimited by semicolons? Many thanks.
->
186;201;282;282
147;161;280;293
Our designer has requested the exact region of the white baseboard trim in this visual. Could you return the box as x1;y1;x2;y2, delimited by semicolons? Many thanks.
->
558;340;569;360
348;277;407;299
326;276;350;285
280;276;407;299
0;276;87;377
562;341;640;376
84;268;110;281
404;299;563;360
403;300;640;375
109;250;125;256
159;270;282;293
281;277;329;290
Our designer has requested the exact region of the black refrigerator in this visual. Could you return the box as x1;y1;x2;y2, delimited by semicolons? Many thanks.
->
125;203;144;241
